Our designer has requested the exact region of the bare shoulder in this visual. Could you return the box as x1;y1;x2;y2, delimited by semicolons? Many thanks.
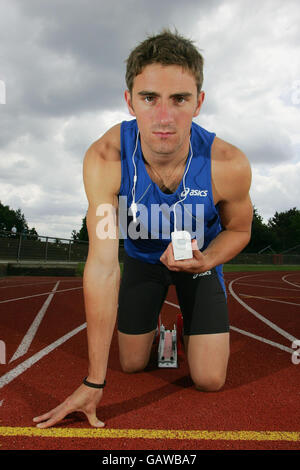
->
211;136;252;202
91;123;121;162
212;136;250;168
83;123;122;204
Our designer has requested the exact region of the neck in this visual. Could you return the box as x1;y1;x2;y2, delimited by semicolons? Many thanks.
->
141;139;192;195
140;137;191;171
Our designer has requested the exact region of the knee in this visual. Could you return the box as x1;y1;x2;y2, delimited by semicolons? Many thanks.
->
120;358;147;374
193;374;226;392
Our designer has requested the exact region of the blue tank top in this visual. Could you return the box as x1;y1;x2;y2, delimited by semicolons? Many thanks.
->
118;119;225;290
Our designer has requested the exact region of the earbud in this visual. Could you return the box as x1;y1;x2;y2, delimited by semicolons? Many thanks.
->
130;202;138;223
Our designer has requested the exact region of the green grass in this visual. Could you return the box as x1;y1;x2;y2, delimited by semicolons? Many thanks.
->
76;261;300;277
76;262;85;277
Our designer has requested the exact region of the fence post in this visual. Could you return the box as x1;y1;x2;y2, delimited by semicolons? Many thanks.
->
68;240;72;261
17;232;22;262
273;254;283;265
45;237;48;261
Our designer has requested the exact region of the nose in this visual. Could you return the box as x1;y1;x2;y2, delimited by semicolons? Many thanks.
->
156;100;174;125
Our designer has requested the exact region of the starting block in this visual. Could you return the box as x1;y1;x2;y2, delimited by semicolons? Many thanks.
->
156;313;184;368
158;323;177;368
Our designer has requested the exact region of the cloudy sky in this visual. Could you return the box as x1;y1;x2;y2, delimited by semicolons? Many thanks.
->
0;0;299;239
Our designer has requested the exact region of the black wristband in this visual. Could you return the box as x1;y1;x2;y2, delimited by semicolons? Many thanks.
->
83;377;106;389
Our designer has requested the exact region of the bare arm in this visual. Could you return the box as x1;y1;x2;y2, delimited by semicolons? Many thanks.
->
160;143;253;272
33;127;121;428
83;140;121;383
201;145;253;269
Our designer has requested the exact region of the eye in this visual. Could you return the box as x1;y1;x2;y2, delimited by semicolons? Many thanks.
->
144;95;155;103
174;96;186;104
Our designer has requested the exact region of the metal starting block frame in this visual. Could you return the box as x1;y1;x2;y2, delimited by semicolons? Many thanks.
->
158;323;178;368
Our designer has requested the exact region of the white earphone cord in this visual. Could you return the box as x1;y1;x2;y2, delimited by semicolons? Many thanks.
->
130;130;193;229
173;139;193;232
131;130;140;222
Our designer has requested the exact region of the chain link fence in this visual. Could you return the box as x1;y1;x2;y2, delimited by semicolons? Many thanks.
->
0;230;299;265
0;230;88;262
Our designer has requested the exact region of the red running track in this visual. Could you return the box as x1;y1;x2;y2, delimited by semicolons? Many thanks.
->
0;272;299;450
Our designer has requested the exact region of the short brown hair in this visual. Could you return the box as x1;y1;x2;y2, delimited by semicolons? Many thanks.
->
125;28;204;95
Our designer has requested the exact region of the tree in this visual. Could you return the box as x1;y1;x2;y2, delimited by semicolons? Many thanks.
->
242;206;276;253
71;215;88;241
0;201;27;233
71;229;79;241
0;201;38;238
267;207;300;252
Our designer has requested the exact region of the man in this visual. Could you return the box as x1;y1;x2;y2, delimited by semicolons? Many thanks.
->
33;29;253;429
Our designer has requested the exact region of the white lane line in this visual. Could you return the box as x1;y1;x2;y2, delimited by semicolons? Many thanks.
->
230;326;294;354
0;280;57;290
240;294;300;307
247;279;294;283
226;278;288;284
0;286;83;304
0;323;86;389
164;295;293;354
9;282;60;363
229;274;297;343
164;300;180;309
233;282;299;292
0;279;82;290
282;274;300;289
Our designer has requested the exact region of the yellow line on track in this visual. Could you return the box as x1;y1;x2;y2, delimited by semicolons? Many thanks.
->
0;427;299;442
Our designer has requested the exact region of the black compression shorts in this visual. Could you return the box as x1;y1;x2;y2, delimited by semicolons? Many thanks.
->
117;252;229;336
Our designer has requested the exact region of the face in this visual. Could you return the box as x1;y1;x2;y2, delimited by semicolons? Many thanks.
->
124;63;205;161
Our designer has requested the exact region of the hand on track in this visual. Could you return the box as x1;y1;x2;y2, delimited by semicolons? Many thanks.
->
33;383;105;428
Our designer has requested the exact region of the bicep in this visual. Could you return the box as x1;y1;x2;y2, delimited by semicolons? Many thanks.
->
218;151;253;233
83;144;120;271
219;194;253;233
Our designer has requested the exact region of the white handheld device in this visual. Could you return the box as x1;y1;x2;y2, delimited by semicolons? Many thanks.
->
171;230;193;261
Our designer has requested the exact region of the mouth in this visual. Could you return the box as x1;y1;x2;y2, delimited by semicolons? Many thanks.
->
152;131;175;138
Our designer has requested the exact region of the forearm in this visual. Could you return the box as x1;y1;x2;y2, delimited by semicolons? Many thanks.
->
202;229;251;270
83;260;120;383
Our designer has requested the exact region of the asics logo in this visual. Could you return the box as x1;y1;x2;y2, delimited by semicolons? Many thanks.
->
181;187;208;198
193;271;211;279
